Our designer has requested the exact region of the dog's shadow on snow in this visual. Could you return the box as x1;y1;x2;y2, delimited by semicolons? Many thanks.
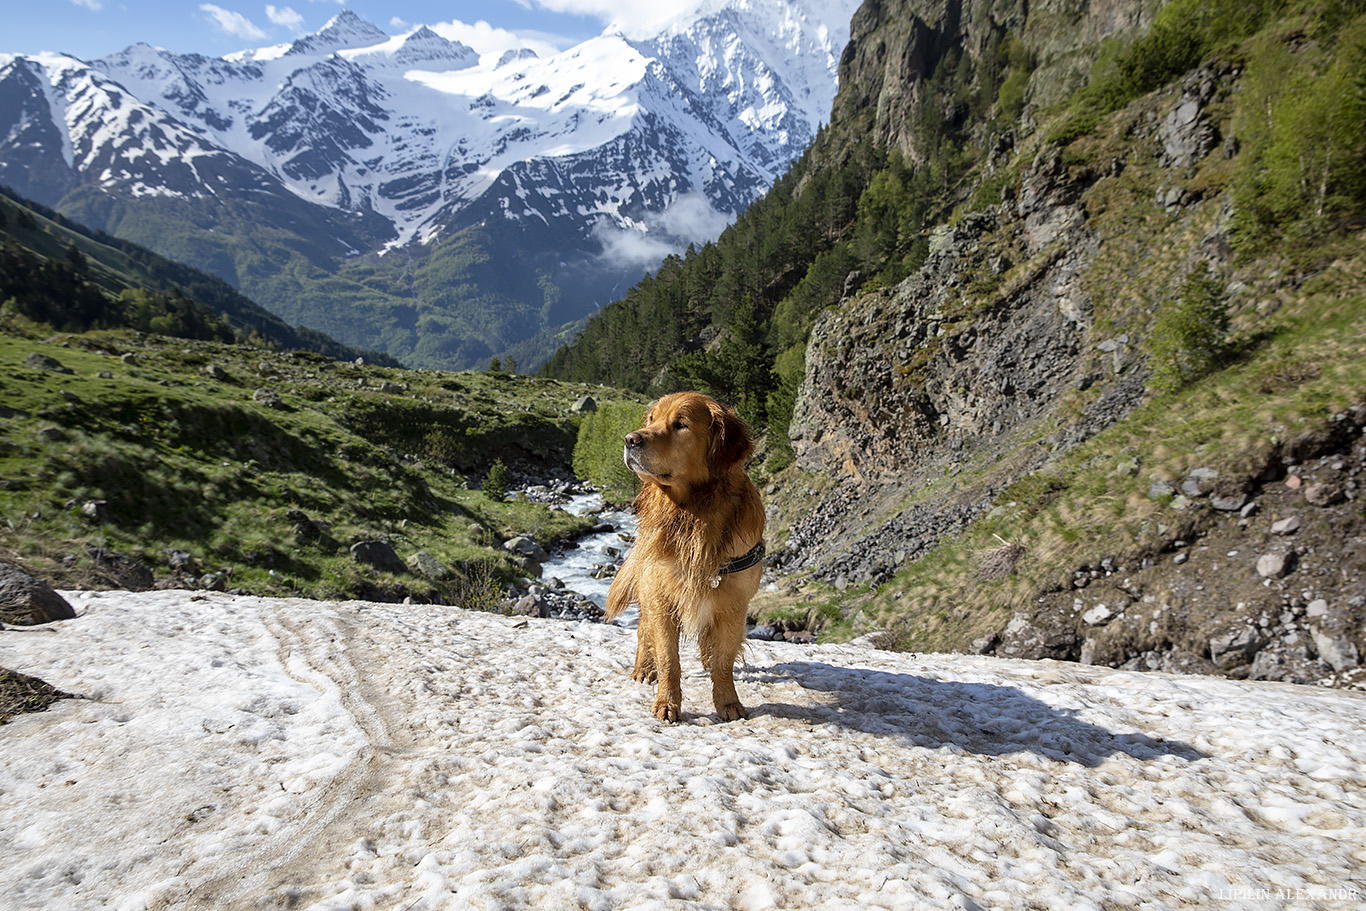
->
741;661;1209;767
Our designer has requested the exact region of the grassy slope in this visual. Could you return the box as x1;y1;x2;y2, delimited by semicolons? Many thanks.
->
0;321;644;604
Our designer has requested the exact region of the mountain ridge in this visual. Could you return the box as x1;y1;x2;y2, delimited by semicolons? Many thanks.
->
0;0;859;369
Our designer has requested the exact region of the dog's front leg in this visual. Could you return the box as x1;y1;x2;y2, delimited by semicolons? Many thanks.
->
630;609;658;683
647;604;683;722
701;615;747;721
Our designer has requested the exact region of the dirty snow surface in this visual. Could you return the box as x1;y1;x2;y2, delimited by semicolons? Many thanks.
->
2;591;1364;911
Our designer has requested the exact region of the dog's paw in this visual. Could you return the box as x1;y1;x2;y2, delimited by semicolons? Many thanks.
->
630;667;658;684
652;698;682;723
715;701;747;722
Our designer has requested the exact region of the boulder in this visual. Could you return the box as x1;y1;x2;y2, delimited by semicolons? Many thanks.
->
252;388;283;409
350;541;406;573
570;396;598;413
408;551;453;580
24;352;73;375
997;611;1080;661
1209;625;1264;671
503;536;548;563
1305;600;1361;672
0;563;76;625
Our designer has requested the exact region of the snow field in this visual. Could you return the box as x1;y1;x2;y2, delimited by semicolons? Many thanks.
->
1;590;1363;910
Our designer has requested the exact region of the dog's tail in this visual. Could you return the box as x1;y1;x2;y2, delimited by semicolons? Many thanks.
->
604;552;639;621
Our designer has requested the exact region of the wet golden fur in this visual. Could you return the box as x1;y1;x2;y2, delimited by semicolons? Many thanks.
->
605;392;765;722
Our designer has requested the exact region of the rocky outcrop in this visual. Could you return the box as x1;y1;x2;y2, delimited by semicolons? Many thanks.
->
983;405;1366;686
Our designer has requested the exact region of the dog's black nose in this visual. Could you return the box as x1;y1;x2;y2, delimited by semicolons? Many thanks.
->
625;431;644;448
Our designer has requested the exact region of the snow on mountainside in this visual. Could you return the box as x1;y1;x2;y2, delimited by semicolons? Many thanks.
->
0;2;856;254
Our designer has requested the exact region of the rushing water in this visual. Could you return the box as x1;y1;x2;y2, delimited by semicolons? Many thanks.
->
541;492;637;617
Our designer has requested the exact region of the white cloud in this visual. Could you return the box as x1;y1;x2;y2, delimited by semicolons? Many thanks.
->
532;0;706;37
430;19;563;61
595;193;733;273
70;0;103;10
200;4;269;40
389;16;409;30
265;5;304;30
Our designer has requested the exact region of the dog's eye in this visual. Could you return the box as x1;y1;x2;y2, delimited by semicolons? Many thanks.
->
672;420;687;431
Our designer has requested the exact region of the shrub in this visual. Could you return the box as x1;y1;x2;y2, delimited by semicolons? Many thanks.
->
1148;268;1231;392
572;402;643;503
483;458;511;502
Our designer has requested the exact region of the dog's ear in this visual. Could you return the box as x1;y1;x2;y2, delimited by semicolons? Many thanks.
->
707;399;753;476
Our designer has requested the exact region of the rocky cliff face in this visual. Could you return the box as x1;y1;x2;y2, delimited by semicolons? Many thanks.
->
785;0;1160;576
768;0;1366;690
833;0;1158;159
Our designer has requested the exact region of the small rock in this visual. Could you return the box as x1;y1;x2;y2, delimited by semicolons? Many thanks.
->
1180;467;1219;497
379;381;405;394
1148;480;1176;500
1209;491;1247;512
1256;551;1296;579
1270;516;1301;536
80;499;111;523
1082;604;1115;626
747;625;778;641
1285;475;1303;490
252;388;283;409
203;364;228;380
570;396;598;413
1303;481;1345;507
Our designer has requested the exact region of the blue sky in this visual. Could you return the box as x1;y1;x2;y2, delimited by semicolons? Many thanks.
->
7;0;707;61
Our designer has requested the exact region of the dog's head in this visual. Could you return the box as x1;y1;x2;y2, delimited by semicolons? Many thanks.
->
623;392;752;495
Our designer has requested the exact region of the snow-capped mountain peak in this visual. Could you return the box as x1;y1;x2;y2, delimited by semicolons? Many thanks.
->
0;0;861;368
285;9;390;57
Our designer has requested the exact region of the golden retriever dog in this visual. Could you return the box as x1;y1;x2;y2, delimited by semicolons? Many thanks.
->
605;392;765;723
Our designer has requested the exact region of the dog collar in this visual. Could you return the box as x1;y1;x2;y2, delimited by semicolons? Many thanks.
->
711;539;766;588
